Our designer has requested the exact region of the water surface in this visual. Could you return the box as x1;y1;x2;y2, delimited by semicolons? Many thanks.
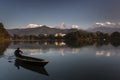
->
0;41;120;80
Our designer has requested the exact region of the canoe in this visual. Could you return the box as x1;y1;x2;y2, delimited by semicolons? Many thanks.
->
15;54;49;66
15;59;49;76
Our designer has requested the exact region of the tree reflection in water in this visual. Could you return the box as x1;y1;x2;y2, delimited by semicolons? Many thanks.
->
0;42;11;57
8;41;120;57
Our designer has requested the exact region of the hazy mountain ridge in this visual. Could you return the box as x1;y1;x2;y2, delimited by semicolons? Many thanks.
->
7;22;120;36
87;27;120;33
87;22;120;33
7;25;79;36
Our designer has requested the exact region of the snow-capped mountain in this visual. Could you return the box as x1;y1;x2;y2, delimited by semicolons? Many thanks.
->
20;23;79;30
21;24;43;29
7;25;79;36
55;23;79;29
87;22;120;33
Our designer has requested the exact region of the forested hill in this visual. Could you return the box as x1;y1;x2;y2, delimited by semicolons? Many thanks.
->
7;25;79;36
0;23;11;41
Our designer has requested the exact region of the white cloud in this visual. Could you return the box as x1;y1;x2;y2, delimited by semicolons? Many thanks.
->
55;23;80;29
21;24;43;29
87;21;120;30
26;24;42;28
105;22;116;26
19;23;80;29
95;22;116;27
71;25;79;29
95;22;105;26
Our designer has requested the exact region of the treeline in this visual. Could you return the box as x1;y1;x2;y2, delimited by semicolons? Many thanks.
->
0;23;11;42
0;22;119;47
12;30;120;42
12;34;65;41
65;30;120;41
65;30;120;46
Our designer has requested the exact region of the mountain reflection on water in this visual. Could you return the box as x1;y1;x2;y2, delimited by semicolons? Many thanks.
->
6;41;120;57
0;41;120;80
0;41;120;58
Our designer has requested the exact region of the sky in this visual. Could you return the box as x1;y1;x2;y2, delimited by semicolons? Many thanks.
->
0;0;120;29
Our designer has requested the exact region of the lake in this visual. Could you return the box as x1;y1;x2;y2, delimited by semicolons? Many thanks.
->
0;41;120;80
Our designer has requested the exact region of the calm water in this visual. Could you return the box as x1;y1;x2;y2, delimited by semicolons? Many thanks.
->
0;41;120;80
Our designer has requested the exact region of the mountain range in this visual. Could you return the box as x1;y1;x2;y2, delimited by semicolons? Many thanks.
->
87;22;120;33
87;27;120;33
7;25;79;36
7;22;120;36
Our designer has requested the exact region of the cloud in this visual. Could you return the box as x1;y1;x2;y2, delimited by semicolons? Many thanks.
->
87;21;120;30
71;25;79;29
26;24;42;28
56;23;80;29
20;24;43;29
95;22;105;26
95;22;116;27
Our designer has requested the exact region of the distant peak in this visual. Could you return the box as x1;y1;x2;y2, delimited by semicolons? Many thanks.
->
88;22;120;30
60;22;66;29
22;24;43;29
55;23;79;29
14;23;80;30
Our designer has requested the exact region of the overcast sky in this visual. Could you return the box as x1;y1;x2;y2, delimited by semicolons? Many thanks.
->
0;0;120;29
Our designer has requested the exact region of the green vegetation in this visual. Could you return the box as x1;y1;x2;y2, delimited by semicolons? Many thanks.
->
12;34;65;41
12;30;120;42
65;30;95;42
0;42;11;56
110;32;120;47
0;23;11;42
65;30;120;47
10;24;120;47
65;30;116;42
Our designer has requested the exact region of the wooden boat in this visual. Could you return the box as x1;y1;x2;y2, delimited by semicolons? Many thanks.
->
15;59;49;76
15;53;49;66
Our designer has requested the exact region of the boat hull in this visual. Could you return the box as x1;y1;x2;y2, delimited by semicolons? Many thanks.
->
15;59;49;76
16;55;49;66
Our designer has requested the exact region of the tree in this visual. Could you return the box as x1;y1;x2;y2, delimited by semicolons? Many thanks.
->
0;23;11;41
110;32;120;46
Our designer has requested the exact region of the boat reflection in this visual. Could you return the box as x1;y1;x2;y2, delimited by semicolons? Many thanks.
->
14;59;49;76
